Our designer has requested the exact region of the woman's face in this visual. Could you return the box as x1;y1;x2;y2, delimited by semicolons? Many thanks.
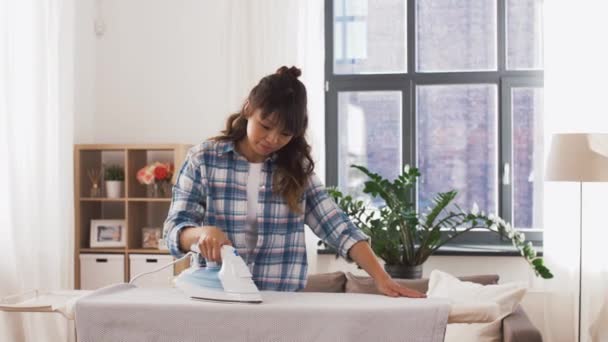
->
243;108;293;160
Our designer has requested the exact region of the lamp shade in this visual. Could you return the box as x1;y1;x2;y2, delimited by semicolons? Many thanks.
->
545;133;608;182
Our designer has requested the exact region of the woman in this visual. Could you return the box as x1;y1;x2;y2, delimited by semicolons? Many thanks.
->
164;66;424;298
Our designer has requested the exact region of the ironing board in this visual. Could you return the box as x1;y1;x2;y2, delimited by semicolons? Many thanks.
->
72;283;450;342
0;289;91;342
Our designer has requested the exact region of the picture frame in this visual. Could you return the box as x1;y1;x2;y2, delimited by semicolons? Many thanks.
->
142;227;162;249
90;219;127;248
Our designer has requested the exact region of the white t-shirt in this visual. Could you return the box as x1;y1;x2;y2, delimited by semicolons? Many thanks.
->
245;163;263;262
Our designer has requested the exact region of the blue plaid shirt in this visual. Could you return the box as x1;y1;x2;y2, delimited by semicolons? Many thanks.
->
164;140;368;291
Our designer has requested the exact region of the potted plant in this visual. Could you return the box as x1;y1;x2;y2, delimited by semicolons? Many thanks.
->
328;164;553;280
104;164;124;198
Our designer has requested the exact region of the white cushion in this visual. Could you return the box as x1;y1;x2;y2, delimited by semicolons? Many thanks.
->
448;301;499;323
427;270;527;342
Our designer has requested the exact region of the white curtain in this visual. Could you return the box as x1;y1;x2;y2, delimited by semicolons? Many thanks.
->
541;1;608;341
218;0;325;175
0;0;74;341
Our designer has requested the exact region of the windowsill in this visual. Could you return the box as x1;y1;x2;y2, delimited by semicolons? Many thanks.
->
317;244;543;257
431;244;543;257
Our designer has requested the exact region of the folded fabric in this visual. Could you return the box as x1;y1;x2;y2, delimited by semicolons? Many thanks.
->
427;270;527;342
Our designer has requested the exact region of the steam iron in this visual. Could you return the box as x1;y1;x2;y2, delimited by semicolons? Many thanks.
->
174;245;262;304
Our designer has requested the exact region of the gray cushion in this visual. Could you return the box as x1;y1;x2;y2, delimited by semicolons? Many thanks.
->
344;272;500;294
503;306;543;342
301;271;346;292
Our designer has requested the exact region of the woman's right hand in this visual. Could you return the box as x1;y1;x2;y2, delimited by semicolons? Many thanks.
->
196;226;232;262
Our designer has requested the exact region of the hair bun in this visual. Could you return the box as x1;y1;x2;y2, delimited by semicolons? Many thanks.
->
276;66;302;79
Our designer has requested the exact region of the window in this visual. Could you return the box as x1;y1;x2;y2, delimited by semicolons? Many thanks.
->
338;91;402;200
325;0;544;246
416;0;497;72
333;0;407;74
417;84;498;217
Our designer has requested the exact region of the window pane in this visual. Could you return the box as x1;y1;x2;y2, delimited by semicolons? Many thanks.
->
345;0;368;16
334;24;343;60
338;91;402;201
507;0;543;70
416;0;497;72
512;87;543;228
417;85;498;216
333;0;407;74
346;21;368;60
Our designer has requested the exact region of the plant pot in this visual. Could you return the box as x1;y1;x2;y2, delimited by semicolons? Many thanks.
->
384;264;423;279
105;180;123;198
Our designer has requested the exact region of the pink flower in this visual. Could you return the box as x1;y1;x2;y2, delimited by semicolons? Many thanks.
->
136;162;174;185
136;167;155;185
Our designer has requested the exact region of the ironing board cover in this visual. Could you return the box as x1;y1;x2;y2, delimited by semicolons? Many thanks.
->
74;283;449;342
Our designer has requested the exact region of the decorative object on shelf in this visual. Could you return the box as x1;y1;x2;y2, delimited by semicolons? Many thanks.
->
328;164;553;280
142;227;162;249
90;219;127;248
158;238;169;251
136;162;174;198
87;167;103;197
104;164;124;198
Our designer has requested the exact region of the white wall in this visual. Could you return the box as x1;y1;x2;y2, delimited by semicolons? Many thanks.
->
76;0;325;147
74;0;96;143
77;0;229;144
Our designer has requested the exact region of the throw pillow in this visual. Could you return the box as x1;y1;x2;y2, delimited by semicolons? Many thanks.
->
427;270;527;342
345;272;428;294
301;271;346;293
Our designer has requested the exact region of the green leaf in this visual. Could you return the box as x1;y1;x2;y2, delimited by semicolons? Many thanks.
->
537;265;554;279
425;191;458;228
427;228;441;247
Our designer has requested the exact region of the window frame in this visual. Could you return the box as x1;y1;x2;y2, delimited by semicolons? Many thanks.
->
324;0;544;247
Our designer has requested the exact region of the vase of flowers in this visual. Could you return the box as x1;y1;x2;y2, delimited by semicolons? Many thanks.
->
136;162;174;198
329;164;553;280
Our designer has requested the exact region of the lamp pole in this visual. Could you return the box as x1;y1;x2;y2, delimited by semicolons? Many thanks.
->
578;182;582;342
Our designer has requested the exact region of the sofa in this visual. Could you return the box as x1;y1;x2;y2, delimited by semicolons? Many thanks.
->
301;271;542;342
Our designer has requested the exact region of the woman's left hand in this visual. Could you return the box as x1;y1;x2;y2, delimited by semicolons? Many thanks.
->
375;276;427;298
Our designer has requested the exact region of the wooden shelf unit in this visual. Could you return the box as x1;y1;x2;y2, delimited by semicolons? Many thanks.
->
74;144;191;289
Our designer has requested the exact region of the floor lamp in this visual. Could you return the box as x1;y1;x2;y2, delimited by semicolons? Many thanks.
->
545;133;608;342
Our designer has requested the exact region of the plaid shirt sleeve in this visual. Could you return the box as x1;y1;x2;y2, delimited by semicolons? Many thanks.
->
304;173;369;261
163;147;207;258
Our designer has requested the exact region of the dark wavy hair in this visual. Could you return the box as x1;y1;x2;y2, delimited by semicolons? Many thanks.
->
213;66;314;213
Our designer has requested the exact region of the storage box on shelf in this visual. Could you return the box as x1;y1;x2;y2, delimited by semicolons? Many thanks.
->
79;254;125;290
129;254;175;288
74;144;191;289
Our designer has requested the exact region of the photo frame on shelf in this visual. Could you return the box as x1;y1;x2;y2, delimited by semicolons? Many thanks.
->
90;219;127;248
142;227;162;249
